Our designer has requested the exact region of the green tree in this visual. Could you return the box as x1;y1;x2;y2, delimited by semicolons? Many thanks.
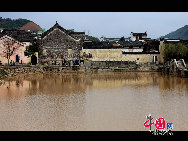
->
119;36;125;42
24;40;38;56
85;35;100;42
0;17;31;29
163;43;188;61
176;43;188;58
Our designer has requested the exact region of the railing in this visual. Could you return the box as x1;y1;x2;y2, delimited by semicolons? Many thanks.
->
169;59;188;77
181;59;187;68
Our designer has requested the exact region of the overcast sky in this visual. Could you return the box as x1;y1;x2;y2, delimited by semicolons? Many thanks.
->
1;12;188;39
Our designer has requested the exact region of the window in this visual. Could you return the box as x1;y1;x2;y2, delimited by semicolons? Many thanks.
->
155;56;158;61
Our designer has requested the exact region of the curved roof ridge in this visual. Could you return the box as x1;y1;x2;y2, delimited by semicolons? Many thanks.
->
41;21;80;42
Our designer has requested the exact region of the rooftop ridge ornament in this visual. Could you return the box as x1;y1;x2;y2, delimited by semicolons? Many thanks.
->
54;21;59;27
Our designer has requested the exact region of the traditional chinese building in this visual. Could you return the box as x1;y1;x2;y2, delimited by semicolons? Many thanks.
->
0;35;31;65
82;39;160;64
38;21;85;65
130;32;148;41
0;29;37;42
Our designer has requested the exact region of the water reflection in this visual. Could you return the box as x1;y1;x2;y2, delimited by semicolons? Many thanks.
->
0;72;188;130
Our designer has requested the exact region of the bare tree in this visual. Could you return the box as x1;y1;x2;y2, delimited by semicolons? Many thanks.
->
0;36;23;65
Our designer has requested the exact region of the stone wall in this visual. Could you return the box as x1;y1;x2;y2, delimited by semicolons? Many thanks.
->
2;62;161;77
39;28;82;65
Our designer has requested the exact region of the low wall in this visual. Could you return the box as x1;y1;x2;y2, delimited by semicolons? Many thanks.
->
2;62;161;77
81;49;159;63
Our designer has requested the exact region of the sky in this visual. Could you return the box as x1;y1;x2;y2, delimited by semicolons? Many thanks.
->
1;12;188;39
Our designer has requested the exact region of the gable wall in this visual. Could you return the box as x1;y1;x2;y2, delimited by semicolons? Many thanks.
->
39;28;82;63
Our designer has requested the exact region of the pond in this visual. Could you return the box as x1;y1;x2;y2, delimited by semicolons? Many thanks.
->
0;72;188;131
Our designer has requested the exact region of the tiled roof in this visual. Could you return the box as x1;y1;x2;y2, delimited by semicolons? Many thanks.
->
83;40;144;49
41;22;85;40
118;40;143;47
69;32;85;35
103;38;121;40
0;35;25;46
41;22;71;38
132;32;147;36
0;29;36;42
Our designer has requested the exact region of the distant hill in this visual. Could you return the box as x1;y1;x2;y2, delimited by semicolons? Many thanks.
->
159;25;188;40
20;21;42;32
0;17;31;30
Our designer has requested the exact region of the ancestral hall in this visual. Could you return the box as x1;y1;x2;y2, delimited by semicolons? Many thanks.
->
38;21;85;65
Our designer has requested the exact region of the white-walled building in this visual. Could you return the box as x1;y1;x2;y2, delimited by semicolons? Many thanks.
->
0;35;31;65
130;32;147;41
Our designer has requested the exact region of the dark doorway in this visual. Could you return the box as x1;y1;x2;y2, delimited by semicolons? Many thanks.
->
62;59;66;66
74;60;79;65
16;55;19;63
31;55;37;65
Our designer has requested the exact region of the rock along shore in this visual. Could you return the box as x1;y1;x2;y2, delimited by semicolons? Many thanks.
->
0;63;162;79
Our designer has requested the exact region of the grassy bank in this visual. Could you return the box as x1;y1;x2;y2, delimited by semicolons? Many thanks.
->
0;69;7;78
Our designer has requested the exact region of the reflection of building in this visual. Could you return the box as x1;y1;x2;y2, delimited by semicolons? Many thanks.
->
0;80;30;98
32;73;88;95
158;74;188;90
88;72;158;88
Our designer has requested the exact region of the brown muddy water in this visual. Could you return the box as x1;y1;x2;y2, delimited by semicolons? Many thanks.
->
0;72;188;131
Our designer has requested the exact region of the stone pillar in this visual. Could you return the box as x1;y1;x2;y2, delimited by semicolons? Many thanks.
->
70;60;73;67
35;52;39;64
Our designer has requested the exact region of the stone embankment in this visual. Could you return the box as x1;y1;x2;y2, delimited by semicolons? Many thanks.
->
1;62;162;77
0;61;163;80
162;60;188;78
0;68;7;85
